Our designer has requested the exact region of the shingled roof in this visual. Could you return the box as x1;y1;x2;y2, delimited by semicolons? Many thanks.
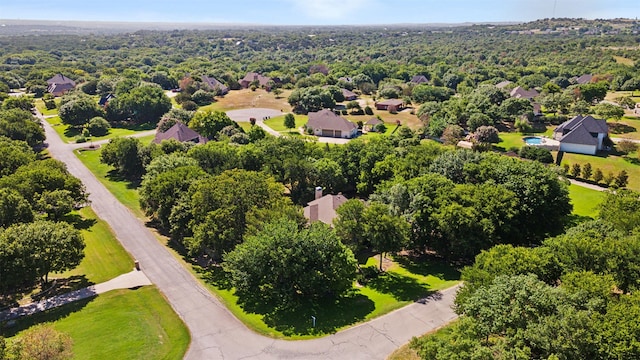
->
153;122;208;144
303;193;348;225
510;86;539;100
201;75;229;94
307;109;357;133
47;74;75;86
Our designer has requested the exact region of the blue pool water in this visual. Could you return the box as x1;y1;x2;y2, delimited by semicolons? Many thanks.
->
523;136;542;145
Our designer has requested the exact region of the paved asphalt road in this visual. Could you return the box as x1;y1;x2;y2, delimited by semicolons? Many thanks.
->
40;112;458;359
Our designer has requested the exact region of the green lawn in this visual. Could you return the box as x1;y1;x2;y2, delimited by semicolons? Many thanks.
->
75;148;145;219
2;287;190;360
609;116;640;140
560;152;640;192
568;184;606;218
496;128;555;152
236;121;254;132
199;254;460;339
55;207;134;286
34;98;60;116
44;116;156;144
264;114;307;132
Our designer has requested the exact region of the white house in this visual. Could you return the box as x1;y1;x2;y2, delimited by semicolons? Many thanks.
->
553;115;608;155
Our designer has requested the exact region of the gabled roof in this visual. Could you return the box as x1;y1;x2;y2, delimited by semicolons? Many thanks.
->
303;194;348;225
241;72;272;87
153;122;208;144
576;74;593;84
510;86;539;99
559;124;598;146
47;83;75;95
201;75;229;93
554;115;608;135
377;99;404;106
342;88;357;99
411;75;429;84
47;74;75;86
307;109;357;132
365;117;383;126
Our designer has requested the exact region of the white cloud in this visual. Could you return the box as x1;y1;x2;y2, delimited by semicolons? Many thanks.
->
286;0;371;20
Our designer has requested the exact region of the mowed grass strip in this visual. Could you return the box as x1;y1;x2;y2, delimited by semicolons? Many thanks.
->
44;115;156;144
560;152;640;192
2;287;190;360
568;184;606;218
55;207;134;285
264;114;307;132
75;147;145;219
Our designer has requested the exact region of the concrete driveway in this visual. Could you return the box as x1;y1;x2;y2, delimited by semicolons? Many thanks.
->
38;109;458;359
226;108;284;122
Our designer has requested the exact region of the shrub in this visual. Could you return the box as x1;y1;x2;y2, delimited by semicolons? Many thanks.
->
86;116;111;137
182;100;198;111
581;163;592;180
519;146;553;163
364;105;374;115
374;123;387;133
593;168;604;184
474;126;500;144
570;163;581;178
617;140;638;155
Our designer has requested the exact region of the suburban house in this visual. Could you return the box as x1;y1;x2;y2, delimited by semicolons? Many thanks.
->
375;99;404;111
574;74;593;85
152;122;208;145
46;74;76;96
410;75;429;84
510;86;540;100
306;109;358;139
98;93;115;108
553;115;608;155
364;117;383;132
303;187;348;225
201;75;229;95
239;72;275;90
342;88;358;101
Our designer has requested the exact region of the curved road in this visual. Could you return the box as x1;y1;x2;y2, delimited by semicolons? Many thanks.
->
40;114;458;359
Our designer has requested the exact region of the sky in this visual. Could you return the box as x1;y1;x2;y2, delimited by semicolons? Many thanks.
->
1;0;639;25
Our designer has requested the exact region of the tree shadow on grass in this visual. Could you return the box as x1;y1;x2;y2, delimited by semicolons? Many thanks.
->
1;296;95;337
105;169;141;189
394;255;461;281
63;126;81;139
63;213;97;230
609;122;637;134
365;270;433;302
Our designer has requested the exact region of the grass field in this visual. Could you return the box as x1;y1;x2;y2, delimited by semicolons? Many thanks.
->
200;254;460;339
264;114;307;132
199;88;292;112
44;115;156;144
609;116;640;140
75;147;145;219
55;207;133;286
560;152;640;192
568;184;606;218
2;287;190;360
613;55;635;66
34;98;61;116
495;128;555;152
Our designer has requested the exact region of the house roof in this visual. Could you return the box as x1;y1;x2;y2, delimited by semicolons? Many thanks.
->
510;86;539;99
241;72;272;87
365;118;383;126
377;99;404;106
576;74;593;84
47;83;75;95
411;75;429;84
47;74;75;86
201;75;228;93
153;122;208;144
98;93;115;106
559;124;598;146
303;194;348;225
307;109;357;132
342;88;357;99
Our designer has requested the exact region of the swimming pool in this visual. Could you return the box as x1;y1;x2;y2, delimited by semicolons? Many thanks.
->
523;136;543;145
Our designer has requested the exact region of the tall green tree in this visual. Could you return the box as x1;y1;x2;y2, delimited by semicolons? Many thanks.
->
188;110;235;140
362;202;410;270
223;218;357;308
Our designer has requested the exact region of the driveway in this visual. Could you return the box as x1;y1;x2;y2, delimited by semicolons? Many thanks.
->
226;108;284;122
38;109;458;359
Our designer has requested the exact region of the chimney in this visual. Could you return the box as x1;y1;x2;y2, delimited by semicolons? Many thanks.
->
315;186;323;200
309;204;319;222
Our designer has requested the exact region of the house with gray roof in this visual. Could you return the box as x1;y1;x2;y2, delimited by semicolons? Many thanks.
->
239;72;275;90
553;115;608;155
303;188;348;225
153;122;208;145
375;99;404;111
306;109;358;139
575;74;593;85
46;74;76;96
201;75;229;95
410;75;429;84
342;88;358;101
496;80;513;89
510;86;539;100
